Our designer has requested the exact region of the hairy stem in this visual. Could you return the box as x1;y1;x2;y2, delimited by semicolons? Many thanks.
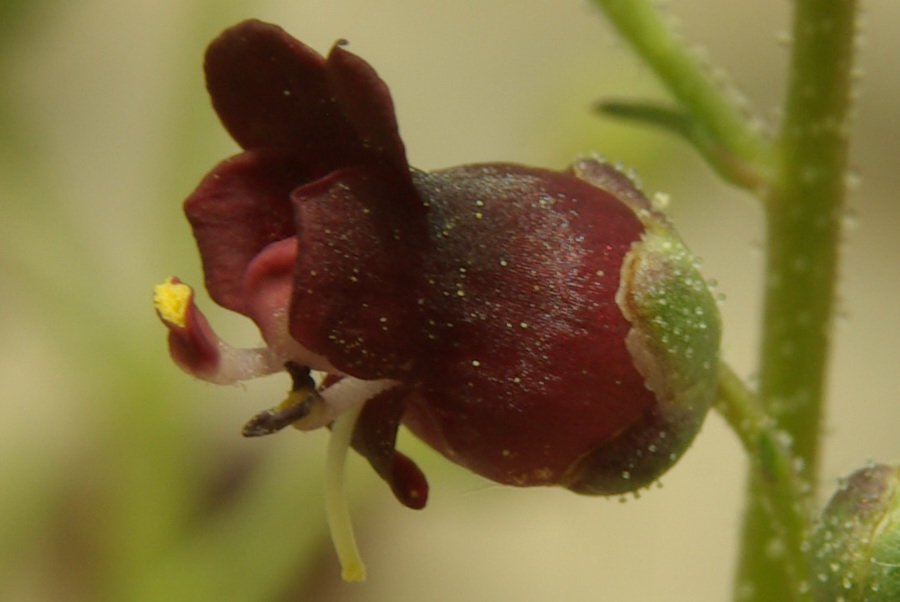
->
734;0;859;600
716;363;810;601
762;0;857;487
591;0;859;598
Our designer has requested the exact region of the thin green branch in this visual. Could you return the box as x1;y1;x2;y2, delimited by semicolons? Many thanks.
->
596;99;761;189
714;362;768;455
590;0;772;190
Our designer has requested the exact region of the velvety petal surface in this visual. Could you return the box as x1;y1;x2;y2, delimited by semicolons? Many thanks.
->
325;43;410;183
290;166;427;379
205;20;409;179
184;149;307;313
350;386;428;509
402;164;656;486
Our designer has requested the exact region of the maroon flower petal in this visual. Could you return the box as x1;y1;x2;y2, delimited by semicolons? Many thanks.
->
561;404;689;495
289;165;427;378
184;149;305;313
205;20;355;162
325;43;410;181
204;20;408;179
401;164;656;486
350;385;428;509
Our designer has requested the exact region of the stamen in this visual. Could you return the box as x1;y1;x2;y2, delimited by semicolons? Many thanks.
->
153;277;283;384
242;363;322;436
241;392;314;436
325;401;367;582
303;377;398;430
153;277;192;327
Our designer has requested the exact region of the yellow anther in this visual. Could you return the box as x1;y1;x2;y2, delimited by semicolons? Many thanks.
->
286;389;329;431
153;277;192;328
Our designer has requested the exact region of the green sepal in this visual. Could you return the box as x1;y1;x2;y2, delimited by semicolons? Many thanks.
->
617;217;721;453
811;463;900;601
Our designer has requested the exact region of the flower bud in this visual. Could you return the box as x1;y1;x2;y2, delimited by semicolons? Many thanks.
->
810;463;900;601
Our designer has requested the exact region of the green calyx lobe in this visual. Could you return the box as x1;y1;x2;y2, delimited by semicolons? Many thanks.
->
618;219;721;419
563;160;721;495
811;464;900;602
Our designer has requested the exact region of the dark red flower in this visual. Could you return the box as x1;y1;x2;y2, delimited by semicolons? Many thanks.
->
154;18;720;580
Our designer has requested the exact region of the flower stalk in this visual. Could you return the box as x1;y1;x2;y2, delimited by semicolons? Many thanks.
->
716;362;812;601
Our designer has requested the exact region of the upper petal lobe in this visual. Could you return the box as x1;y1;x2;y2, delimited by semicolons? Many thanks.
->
205;20;410;180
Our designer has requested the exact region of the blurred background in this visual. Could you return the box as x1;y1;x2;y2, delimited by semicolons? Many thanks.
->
1;0;897;600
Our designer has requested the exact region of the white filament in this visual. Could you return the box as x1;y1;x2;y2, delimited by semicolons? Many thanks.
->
300;377;399;430
325;401;367;582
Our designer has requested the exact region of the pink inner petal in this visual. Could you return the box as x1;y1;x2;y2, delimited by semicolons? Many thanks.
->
243;237;337;373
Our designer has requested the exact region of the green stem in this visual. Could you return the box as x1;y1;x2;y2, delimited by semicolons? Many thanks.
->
715;363;810;600
589;0;772;189
714;362;769;456
762;0;857;485
591;0;859;598
735;0;859;600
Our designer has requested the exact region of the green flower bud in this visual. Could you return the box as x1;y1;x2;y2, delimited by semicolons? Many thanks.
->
811;463;900;601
